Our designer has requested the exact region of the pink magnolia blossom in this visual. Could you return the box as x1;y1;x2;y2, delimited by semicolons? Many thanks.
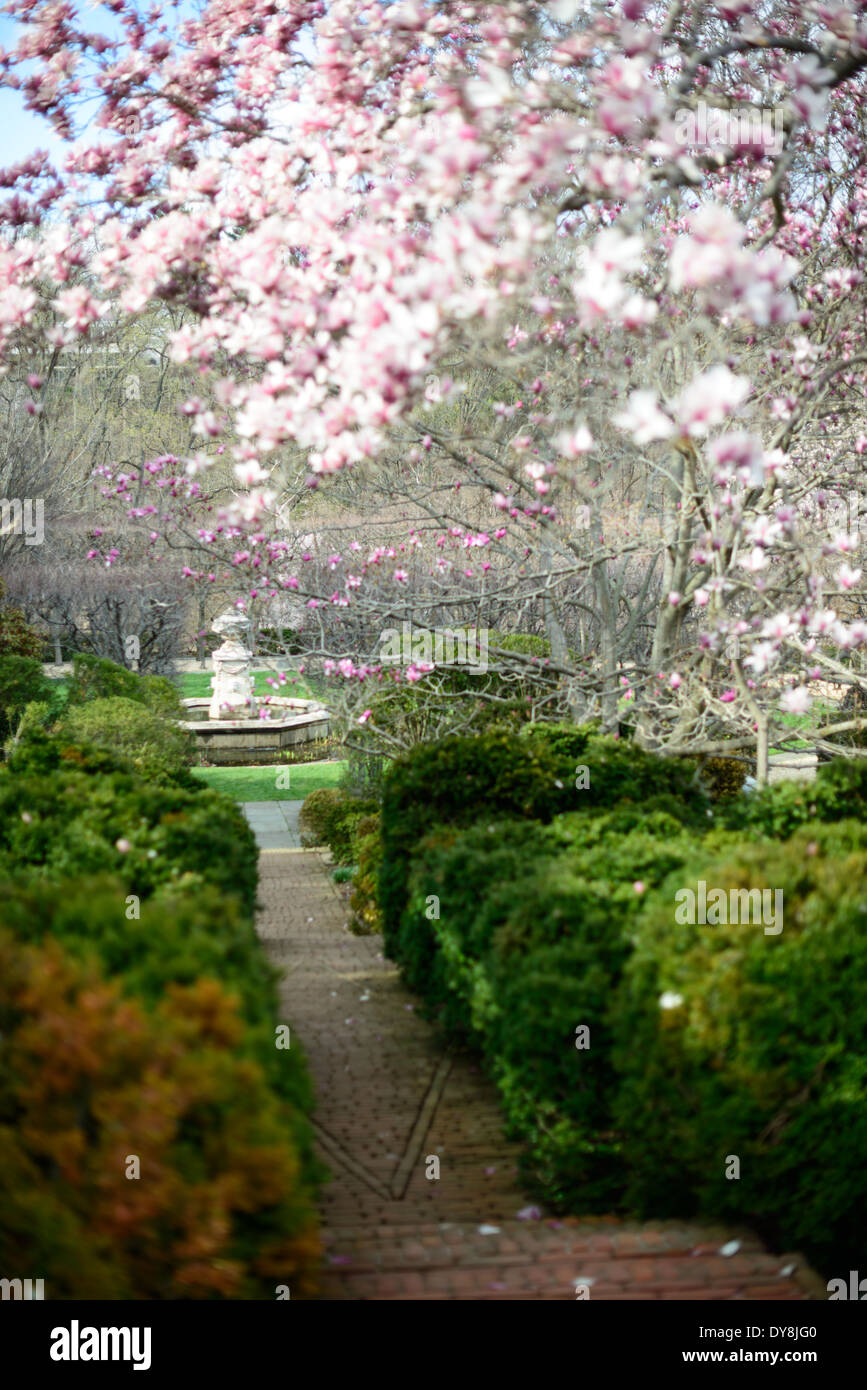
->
554;426;594;457
0;0;863;771
837;564;862;590
779;686;811;715
676;367;751;438
613;391;675;445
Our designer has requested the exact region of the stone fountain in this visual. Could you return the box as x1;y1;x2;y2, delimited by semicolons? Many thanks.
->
179;610;330;765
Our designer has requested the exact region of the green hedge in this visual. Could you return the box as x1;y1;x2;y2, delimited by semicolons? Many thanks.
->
0;874;309;1106
720;757;867;839
378;724;867;1273
299;787;378;865
401;819;562;1030
67;653;183;718
0;715;323;1296
298;786;342;843
57;696;195;786
614;826;867;1271
0;739;258;915
379;726;703;956
0;655;54;739
0;920;321;1299
0;579;43;661
401;808;697;1209
349;812;383;934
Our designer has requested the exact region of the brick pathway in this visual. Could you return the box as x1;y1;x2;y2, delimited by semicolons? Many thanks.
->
250;811;825;1302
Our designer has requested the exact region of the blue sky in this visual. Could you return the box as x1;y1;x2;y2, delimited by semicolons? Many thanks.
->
0;87;65;165
0;2;185;166
0;1;402;170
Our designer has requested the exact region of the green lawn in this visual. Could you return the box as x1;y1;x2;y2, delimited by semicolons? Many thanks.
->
175;669;321;701
191;760;346;801
775;701;840;750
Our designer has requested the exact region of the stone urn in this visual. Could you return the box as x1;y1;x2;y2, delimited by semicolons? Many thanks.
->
209;611;257;720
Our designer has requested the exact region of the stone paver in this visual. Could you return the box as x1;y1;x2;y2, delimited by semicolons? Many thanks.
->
251;818;825;1301
768;751;817;784
243;799;303;850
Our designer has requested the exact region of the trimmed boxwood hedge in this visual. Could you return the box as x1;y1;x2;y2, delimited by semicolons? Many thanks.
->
0;654;54;739
349;812;383;934
0;923;321;1299
298;787;378;865
0;733;258;915
6;720;201;791
0;874;315;1118
66;652;184;719
401;807;698;1210
375;723;867;1273
613;826;867;1272
0;716;323;1297
57;696;196;786
379;725;704;957
719;756;867;840
401;819;563;1029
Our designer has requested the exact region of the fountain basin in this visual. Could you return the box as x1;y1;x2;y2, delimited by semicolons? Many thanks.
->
181;696;331;765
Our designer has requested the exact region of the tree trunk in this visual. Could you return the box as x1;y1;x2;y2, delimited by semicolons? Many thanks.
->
756;714;770;787
197;596;208;667
592;560;618;732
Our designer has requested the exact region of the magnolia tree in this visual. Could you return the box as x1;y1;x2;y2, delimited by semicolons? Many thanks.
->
2;0;867;778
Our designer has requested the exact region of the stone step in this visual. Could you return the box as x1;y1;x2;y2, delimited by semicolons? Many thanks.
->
316;1219;825;1300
